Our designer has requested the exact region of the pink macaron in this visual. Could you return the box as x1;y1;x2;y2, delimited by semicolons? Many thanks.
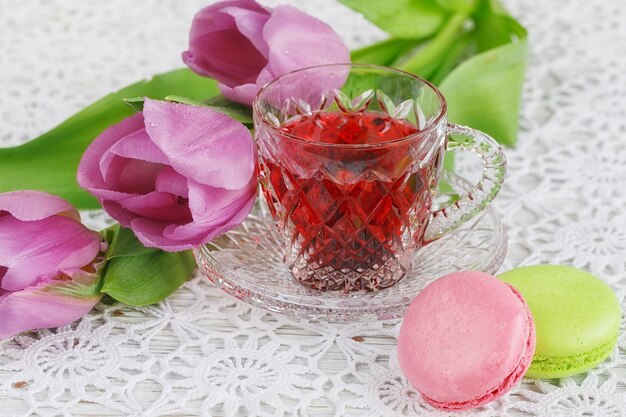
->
397;271;536;410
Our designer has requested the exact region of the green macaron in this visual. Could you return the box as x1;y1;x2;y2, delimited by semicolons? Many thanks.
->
499;265;621;379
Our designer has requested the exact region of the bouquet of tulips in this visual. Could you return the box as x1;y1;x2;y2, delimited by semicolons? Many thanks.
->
0;0;526;339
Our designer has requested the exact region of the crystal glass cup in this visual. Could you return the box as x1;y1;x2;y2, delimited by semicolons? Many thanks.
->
253;64;506;293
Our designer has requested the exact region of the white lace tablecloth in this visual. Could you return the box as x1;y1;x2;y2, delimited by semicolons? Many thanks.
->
1;1;625;416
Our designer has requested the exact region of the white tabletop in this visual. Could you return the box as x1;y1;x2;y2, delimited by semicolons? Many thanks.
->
1;0;625;416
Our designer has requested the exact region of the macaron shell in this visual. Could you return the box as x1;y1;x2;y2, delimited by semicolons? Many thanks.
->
499;265;621;378
420;284;536;410
527;336;617;379
398;271;535;409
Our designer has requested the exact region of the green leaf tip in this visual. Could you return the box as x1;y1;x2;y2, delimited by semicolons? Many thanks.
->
104;224;159;260
99;219;196;306
101;249;197;306
123;96;145;112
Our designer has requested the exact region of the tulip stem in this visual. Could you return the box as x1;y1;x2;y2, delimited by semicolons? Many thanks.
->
350;38;418;66
429;34;472;85
397;12;470;79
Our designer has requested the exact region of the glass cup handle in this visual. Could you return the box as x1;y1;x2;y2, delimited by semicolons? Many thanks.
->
424;122;507;242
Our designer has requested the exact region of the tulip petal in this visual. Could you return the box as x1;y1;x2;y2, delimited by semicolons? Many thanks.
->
128;217;192;251
189;0;268;41
186;178;256;223
101;200;136;227
263;5;350;75
122;173;257;252
218;83;258;106
109;128;169;164
155;166;190;198
118;192;192;223
127;180;256;251
93;152;141;201
0;191;79;222
0;268;102;340
77;113;145;195
184;30;266;87
219;66;274;105
101;155;164;195
143;99;255;190
163;180;256;242
183;0;270;85
0;216;101;291
221;6;270;56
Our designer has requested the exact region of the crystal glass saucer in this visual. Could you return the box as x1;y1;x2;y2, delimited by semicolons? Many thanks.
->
194;172;507;322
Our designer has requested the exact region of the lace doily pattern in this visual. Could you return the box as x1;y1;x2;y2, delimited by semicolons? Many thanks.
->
1;0;626;416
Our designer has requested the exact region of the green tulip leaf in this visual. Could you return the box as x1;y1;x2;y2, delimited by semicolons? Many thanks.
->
338;0;447;39
353;0;527;147
0;68;219;209
120;94;253;126
101;249;196;306
440;24;527;146
202;95;253;125
104;224;159;260
122;96;146;112
473;7;526;52
164;95;206;108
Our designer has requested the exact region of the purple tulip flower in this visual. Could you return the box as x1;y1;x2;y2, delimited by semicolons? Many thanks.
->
77;99;257;252
182;0;350;105
0;191;104;340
